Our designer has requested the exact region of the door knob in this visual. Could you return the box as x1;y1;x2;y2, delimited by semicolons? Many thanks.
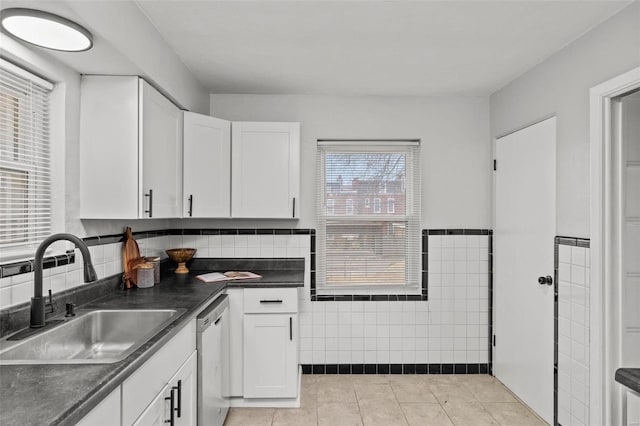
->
538;275;553;286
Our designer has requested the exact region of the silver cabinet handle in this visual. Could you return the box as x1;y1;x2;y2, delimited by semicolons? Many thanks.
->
188;195;193;217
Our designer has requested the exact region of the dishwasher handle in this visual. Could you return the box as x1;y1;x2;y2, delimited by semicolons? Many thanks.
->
197;294;229;332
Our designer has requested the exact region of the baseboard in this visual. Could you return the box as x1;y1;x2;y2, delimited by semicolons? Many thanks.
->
301;363;490;375
228;366;302;408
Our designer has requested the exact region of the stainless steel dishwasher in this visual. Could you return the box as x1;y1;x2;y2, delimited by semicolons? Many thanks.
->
197;294;230;426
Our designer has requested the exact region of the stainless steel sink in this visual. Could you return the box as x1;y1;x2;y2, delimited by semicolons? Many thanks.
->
0;309;182;364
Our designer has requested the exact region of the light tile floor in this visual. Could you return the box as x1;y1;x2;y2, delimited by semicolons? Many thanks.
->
224;374;547;426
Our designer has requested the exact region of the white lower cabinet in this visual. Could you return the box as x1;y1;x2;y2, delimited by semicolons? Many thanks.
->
123;320;196;425
134;352;197;426
77;386;121;426
242;288;299;399
77;321;196;426
244;313;298;398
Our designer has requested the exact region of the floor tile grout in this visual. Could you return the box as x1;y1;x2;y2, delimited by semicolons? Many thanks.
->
226;374;544;426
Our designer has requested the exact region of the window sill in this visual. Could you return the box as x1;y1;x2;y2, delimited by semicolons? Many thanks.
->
311;293;427;302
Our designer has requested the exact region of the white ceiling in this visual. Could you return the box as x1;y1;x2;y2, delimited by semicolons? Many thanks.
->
135;0;632;96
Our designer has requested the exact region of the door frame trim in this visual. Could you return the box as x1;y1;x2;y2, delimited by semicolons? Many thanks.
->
589;65;640;425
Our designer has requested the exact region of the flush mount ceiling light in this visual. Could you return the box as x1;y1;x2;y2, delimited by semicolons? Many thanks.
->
0;8;93;52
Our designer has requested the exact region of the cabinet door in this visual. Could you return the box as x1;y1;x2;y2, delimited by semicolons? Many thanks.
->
140;79;183;218
183;112;231;218
244;314;298;398
231;122;300;218
80;75;139;218
133;384;170;426
170;351;197;426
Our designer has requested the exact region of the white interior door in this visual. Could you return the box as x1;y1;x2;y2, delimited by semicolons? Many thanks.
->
494;116;556;424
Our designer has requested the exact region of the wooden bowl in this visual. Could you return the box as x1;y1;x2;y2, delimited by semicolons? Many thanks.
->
166;248;197;274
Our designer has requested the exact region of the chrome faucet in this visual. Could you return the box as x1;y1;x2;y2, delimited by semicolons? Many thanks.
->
31;233;97;328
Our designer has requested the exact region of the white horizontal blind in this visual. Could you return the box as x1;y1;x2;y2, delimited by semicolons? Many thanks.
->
317;141;421;292
0;61;52;251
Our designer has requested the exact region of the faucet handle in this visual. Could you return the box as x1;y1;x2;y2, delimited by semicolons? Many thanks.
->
46;289;55;314
65;302;76;317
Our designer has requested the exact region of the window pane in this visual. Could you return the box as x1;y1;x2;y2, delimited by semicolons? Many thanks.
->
325;219;407;286
0;167;28;245
325;153;405;216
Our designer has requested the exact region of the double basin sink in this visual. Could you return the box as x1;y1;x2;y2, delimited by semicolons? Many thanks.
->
0;309;182;364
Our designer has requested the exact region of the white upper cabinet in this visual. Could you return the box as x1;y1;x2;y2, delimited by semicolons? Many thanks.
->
183;112;231;218
231;122;300;219
140;80;183;218
80;76;182;219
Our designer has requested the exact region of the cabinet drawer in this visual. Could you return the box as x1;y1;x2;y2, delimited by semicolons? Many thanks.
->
244;288;298;313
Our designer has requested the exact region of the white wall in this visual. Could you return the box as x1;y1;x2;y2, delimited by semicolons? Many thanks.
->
490;2;640;238
206;95;491;230
66;1;209;114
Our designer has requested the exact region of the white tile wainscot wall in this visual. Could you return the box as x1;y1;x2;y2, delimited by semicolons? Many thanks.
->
0;231;491;370
301;233;490;368
557;242;591;426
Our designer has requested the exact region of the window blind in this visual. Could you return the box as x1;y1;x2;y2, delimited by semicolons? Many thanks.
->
0;60;53;252
316;141;421;292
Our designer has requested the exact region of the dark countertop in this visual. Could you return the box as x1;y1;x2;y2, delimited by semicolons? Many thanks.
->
0;261;303;426
616;368;640;394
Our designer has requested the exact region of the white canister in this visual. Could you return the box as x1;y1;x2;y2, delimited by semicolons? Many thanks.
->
137;263;155;288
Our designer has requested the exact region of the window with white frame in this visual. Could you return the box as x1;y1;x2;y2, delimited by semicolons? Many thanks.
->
316;140;421;292
0;61;53;257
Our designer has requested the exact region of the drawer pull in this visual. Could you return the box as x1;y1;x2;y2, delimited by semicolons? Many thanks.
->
172;380;182;418
165;388;175;425
260;299;283;304
289;316;292;341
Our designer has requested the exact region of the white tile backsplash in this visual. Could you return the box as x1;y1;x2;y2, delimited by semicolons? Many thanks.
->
0;240;130;309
